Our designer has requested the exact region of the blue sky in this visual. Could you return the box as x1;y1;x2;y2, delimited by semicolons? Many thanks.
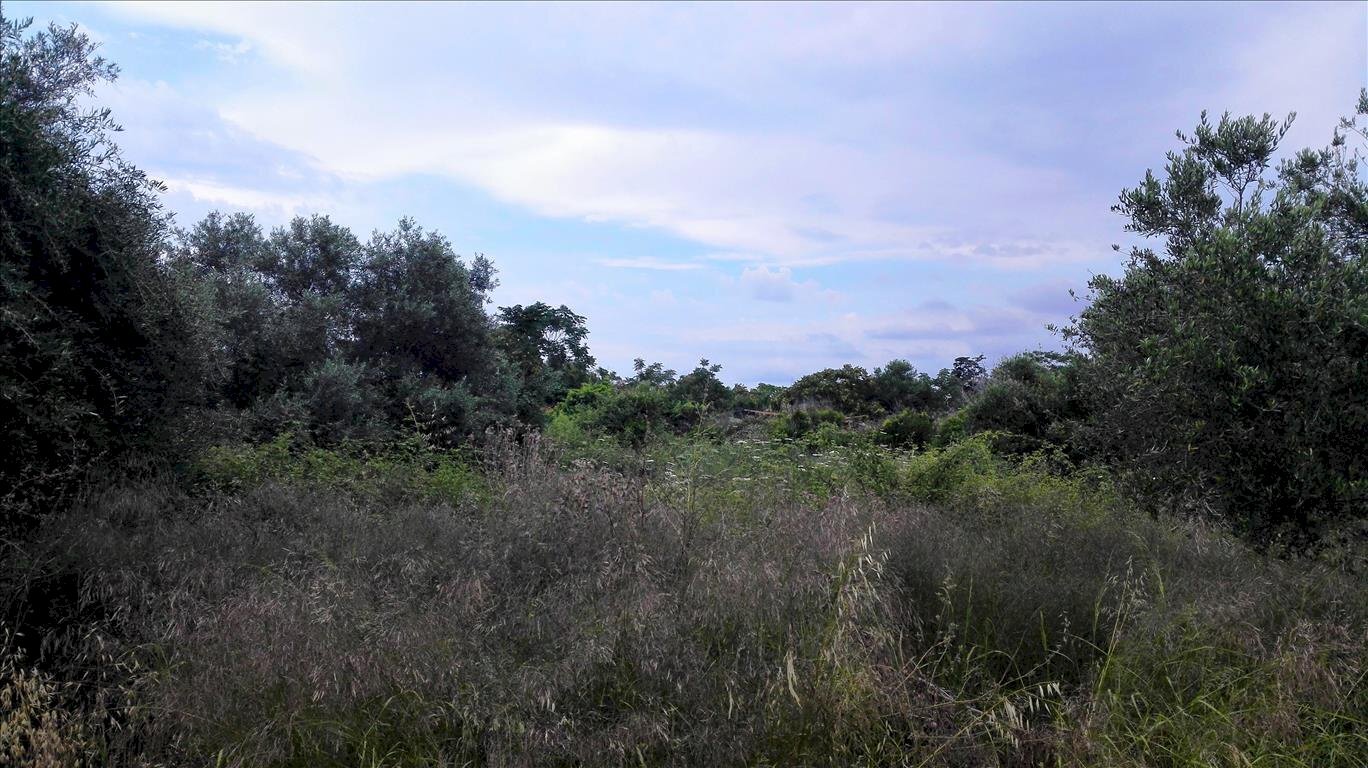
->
11;1;1366;384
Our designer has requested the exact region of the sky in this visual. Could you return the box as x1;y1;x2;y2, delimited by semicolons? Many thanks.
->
9;1;1367;384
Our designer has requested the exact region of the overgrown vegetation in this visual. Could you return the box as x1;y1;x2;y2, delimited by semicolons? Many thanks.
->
2;17;1365;767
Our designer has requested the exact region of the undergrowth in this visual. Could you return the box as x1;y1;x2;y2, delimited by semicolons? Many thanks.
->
1;432;1362;766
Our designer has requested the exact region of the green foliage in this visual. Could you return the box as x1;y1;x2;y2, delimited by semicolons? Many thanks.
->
548;370;747;448
628;358;677;386
495;301;595;422
786;364;877;415
195;432;489;506
870;360;938;413
961;352;1085;456
171;210;541;446
731;382;786;412
549;381;675;446
0;19;207;518
350;218;499;387
768;408;844;441
673;358;732;411
1066;103;1368;546
784;360;980;418
876;410;934;449
932;409;968;448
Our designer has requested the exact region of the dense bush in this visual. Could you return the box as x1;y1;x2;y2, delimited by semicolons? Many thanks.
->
1067;105;1368;546
549;382;687;446
1;19;207;520
876;410;935;449
961;352;1085;457
768;407;845;441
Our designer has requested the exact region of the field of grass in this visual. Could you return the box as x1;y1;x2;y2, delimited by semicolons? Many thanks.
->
3;426;1363;767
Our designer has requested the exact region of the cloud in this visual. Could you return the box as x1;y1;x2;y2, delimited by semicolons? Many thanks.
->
98;3;1118;269
55;0;1364;386
1008;278;1086;316
660;291;1065;383
865;302;1020;341
739;265;842;303
1220;2;1366;152
596;257;705;271
195;38;253;64
741;266;799;302
160;175;333;218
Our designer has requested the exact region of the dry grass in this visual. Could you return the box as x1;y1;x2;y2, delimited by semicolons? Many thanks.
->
2;433;1364;766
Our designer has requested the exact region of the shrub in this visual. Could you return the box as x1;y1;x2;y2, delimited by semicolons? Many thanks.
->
768;408;844;441
1065;105;1368;546
877;410;935;449
1;19;207;522
932;409;968;448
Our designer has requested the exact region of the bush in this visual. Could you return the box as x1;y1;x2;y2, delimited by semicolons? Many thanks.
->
768;408;844;441
877;410;934;449
1066;105;1368;546
932;410;968;448
1;20;207;522
194;433;489;506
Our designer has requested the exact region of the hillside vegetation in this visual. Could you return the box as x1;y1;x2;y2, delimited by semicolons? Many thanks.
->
2;19;1365;767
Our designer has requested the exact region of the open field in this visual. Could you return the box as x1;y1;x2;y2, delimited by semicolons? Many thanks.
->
5;431;1363;766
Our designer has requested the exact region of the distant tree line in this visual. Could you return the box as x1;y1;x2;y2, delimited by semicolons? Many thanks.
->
2;18;1364;548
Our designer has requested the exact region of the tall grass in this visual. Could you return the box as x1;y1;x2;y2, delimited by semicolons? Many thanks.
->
2;433;1363;766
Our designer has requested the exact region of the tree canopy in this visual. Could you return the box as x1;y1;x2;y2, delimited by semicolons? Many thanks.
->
1066;103;1368;546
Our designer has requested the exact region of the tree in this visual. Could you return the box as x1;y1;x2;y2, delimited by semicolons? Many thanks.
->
951;355;987;393
673;359;731;410
871;359;938;413
878;410;935;449
1066;102;1368;547
786;365;875;414
496;302;595;421
175;213;362;426
961;352;1084;456
262;214;362;302
352;218;498;383
351;219;513;440
629;359;677;387
1;19;204;515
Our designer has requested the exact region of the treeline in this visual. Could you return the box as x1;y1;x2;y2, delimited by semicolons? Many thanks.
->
3;19;1366;549
1;20;600;514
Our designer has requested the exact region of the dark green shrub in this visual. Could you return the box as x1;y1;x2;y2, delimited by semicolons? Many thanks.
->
1065;105;1368;545
877;410;935;449
958;353;1084;458
932;410;968;447
768;408;843;440
1;20;208;520
785;365;877;415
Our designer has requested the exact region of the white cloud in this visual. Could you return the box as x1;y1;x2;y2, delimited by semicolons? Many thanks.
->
741;266;799;302
98;3;1110;268
160;175;332;218
739;265;842;303
597;257;705;271
194;38;253;64
75;1;1365;386
98;4;1367;274
1222;2;1366;151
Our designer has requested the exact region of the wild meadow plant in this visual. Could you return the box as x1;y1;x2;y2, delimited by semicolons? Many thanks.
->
2;431;1361;766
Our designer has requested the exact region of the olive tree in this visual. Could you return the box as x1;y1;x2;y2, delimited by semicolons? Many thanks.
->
1066;100;1368;547
1;19;205;517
